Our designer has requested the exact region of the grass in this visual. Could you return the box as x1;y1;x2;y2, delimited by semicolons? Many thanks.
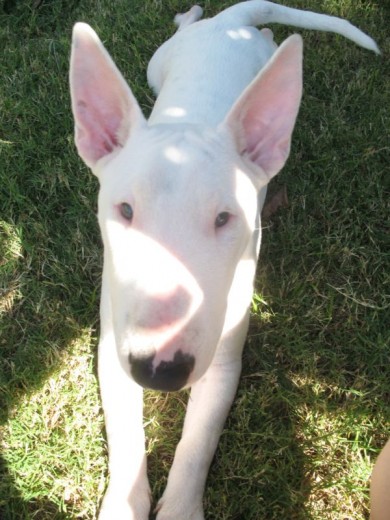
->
0;0;388;518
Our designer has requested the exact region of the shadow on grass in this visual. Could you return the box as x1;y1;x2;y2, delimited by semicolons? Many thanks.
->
0;291;101;520
0;1;103;518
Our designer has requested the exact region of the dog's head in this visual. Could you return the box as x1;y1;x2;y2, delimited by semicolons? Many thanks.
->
70;23;302;391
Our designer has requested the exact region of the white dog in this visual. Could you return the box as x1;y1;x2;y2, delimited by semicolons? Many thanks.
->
69;2;378;518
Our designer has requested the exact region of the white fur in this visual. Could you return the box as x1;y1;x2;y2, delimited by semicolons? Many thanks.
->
69;2;378;518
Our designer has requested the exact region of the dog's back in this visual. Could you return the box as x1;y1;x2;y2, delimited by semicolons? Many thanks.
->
148;0;379;126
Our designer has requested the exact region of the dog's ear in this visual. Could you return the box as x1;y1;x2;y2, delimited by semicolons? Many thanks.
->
223;34;303;181
70;23;146;169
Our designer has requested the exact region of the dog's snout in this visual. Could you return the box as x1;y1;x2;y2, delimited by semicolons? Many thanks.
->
133;286;192;332
129;349;195;392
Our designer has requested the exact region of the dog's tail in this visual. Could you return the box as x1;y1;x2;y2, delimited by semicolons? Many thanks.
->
220;0;379;54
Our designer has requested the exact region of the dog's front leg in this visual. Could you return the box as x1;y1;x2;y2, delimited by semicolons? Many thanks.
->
156;319;247;520
98;267;151;520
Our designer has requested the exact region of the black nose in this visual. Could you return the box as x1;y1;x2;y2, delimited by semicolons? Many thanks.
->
129;349;195;392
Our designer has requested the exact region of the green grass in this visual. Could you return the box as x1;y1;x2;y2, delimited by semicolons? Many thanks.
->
0;0;389;518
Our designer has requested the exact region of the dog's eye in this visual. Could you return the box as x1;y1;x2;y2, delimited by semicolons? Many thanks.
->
215;212;230;228
120;202;133;222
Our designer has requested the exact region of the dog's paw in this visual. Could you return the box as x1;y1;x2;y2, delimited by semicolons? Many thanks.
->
98;484;151;520
98;502;149;520
155;495;204;520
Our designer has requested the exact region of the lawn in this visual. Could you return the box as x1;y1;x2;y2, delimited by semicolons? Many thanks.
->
0;0;388;519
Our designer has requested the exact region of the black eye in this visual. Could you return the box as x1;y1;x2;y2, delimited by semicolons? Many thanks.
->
120;202;133;222
215;212;230;228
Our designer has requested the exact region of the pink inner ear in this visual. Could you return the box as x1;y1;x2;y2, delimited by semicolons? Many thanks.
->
70;23;144;168
224;35;303;180
75;90;126;162
243;99;296;172
75;98;121;160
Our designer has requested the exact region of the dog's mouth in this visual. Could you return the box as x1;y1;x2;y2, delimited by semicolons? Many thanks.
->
128;348;195;391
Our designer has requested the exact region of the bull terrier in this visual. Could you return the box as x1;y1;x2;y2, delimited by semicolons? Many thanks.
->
69;1;378;518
